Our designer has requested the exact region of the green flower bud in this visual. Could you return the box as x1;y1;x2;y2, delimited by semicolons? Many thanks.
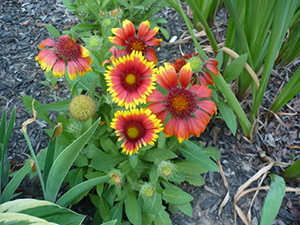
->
108;169;123;188
87;36;103;51
69;95;96;122
103;18;112;27
140;183;155;198
110;8;123;20
157;160;176;178
189;57;202;72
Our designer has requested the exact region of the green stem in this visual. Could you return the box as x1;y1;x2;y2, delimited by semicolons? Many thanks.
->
184;0;219;56
23;130;46;198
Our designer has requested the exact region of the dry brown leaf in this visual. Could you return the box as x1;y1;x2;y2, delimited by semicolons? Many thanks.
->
22;100;37;133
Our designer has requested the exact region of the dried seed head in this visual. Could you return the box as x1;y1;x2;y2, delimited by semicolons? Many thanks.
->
69;95;96;122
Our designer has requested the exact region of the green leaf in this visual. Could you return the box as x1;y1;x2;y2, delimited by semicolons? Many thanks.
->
45;118;100;202
72;23;97;32
124;191;141;225
141;213;156;225
0;213;55;224
101;220;117;225
3;107;15;152
46;24;61;37
153;206;172;225
162;189;194;205
179;141;219;172
110;201;123;225
142;194;162;216
0;199;85;224
175;161;208;175
56;175;110;207
185;173;205;186
202;146;221;161
98;196;110;221
129;154;138;168
1;160;32;203
142;148;178;162
176;202;192;217
217;97;237;136
22;95;54;127
260;174;286;225
281;157;300;182
35;99;71;112
158;26;169;40
223;54;248;83
100;138;119;155
90;154;126;171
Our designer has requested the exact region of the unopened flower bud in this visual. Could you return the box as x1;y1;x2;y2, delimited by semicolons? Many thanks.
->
157;160;175;178
189;56;202;72
100;11;106;17
103;18;112;27
87;36;103;51
110;8;123;19
109;169;123;188
69;95;96;122
140;183;155;198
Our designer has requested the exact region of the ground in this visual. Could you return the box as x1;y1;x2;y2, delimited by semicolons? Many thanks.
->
1;1;300;225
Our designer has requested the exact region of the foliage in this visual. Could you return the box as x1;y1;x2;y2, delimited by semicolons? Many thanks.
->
0;198;85;225
4;0;300;224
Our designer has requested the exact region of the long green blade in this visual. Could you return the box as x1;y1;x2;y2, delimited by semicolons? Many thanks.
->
45;118;100;202
1;160;32;203
56;175;110;207
260;174;286;225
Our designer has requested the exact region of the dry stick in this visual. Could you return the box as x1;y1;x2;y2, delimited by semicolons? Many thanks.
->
221;47;259;90
218;160;230;217
234;162;274;225
159;30;206;47
247;172;268;223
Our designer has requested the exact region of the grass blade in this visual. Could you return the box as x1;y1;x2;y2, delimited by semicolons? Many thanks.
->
45;118;100;202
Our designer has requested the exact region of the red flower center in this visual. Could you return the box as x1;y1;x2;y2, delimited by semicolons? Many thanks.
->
124;121;145;142
122;72;141;91
166;87;197;118
55;37;80;60
127;37;146;54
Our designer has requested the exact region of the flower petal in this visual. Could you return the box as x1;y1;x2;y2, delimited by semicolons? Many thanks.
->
79;45;91;58
205;59;219;66
174;118;189;143
145;38;162;46
202;71;214;85
111;27;128;41
39;38;55;49
197;100;217;115
179;63;192;88
146;90;166;102
53;59;66;78
157;63;178;90
188;116;205;137
138;20;150;38
189;84;212;98
145;48;158;64
123;19;136;38
108;36;126;46
67;60;79;81
164;117;176;138
143;27;159;42
205;64;219;76
147;102;166;114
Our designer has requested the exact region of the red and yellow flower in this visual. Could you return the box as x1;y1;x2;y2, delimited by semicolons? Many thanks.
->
111;108;163;156
146;63;216;143
104;51;157;109
170;53;219;86
108;19;162;64
35;35;93;81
